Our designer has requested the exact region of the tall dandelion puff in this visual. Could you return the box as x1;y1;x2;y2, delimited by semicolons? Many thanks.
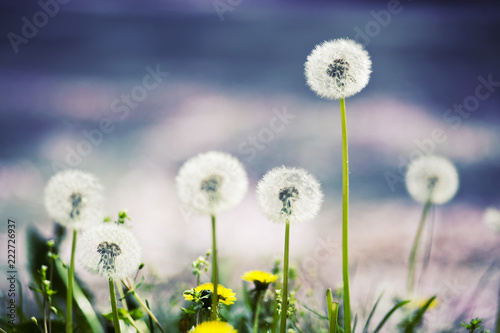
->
305;38;371;333
305;38;371;100
405;155;459;294
44;169;103;229
176;151;248;320
257;166;323;332
44;169;103;333
176;151;248;215
79;223;141;332
79;223;141;280
405;155;459;205
256;166;323;224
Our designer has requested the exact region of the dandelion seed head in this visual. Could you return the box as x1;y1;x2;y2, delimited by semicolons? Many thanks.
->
97;241;122;276
79;223;141;280
305;38;372;100
405;155;459;205
257;166;323;223
44;169;103;229
483;207;500;233
176;151;248;215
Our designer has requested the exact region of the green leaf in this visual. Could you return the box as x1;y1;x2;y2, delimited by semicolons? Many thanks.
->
102;312;113;320
129;308;144;320
181;307;197;314
363;292;384;333
104;308;137;322
55;259;105;333
134;276;146;290
373;300;411;333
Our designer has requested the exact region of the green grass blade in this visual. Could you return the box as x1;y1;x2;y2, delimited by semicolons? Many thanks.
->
55;260;105;333
373;300;411;333
363;292;384;333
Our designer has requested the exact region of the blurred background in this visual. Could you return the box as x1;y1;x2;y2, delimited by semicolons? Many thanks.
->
1;0;500;331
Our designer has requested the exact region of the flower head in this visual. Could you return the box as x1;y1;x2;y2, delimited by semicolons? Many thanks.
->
405;155;459;205
176;151;248;215
192;321;237;333
78;223;142;280
305;38;372;100
44;169;103;229
407;296;439;310
184;283;236;306
242;270;278;291
257;166;323;223
483;207;500;233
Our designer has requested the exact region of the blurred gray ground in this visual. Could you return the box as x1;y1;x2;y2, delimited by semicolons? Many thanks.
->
1;0;500;330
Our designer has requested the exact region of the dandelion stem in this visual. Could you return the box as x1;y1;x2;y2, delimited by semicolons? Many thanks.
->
253;290;264;333
407;198;432;294
134;291;165;333
122;279;166;333
280;220;290;333
495;266;500;333
211;214;219;320
124;313;143;333
116;281;128;311
66;230;77;333
48;253;54;333
340;97;352;333
43;293;47;333
108;278;121;333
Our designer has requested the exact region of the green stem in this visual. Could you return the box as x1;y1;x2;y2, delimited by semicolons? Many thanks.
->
124;313;143;333
327;289;339;333
48;259;53;333
495;272;500;333
43;293;47;333
340;97;351;333
122;278;166;333
280;220;290;333
109;279;121;333
211;214;219;321
253;290;264;333
116;281;128;311
66;230;77;333
130;288;166;333
407;198;432;294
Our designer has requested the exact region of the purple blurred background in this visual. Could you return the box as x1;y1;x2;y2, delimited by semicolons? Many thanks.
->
1;0;500;330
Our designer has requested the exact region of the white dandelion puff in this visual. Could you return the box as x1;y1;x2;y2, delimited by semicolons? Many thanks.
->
176;151;248;215
44;169;103;229
305;38;372;100
257;166;323;223
483;207;500;233
405;155;459;205
78;223;142;280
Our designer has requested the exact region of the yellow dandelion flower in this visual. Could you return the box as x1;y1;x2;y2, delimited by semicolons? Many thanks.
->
192;321;237;333
184;283;237;306
407;296;439;310
241;270;278;290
